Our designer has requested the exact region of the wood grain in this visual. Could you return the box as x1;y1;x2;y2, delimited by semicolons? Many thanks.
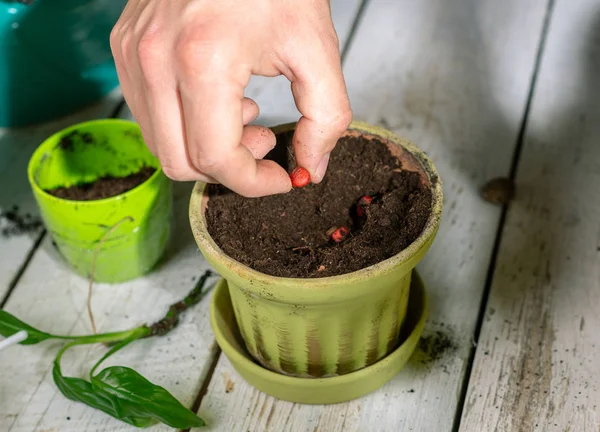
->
197;1;550;431
459;0;600;430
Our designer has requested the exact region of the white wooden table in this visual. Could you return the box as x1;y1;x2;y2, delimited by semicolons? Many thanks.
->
1;1;599;431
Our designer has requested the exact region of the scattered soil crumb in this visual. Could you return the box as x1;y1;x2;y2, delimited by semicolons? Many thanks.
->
0;205;42;237
481;177;515;205
58;131;94;151
222;372;234;393
419;330;458;363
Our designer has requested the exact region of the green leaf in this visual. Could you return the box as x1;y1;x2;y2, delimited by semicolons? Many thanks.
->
0;309;55;344
53;338;157;428
53;365;156;428
91;366;205;428
52;336;204;429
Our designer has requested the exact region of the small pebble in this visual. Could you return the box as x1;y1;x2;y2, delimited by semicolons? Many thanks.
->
481;177;515;205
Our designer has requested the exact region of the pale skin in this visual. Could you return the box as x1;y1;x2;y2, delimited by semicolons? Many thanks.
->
110;0;353;198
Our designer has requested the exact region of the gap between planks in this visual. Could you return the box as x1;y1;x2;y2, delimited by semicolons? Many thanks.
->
459;0;600;429
0;231;45;308
181;345;222;432
451;0;557;430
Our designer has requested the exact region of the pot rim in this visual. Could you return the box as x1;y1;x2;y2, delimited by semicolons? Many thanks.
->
27;118;163;207
189;120;443;288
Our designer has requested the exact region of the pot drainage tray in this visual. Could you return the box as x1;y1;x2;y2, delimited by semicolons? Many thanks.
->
210;270;428;404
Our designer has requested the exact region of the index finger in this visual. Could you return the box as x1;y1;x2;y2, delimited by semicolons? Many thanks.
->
289;34;353;183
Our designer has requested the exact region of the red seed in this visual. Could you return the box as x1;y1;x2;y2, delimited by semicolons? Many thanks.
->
331;226;349;243
290;167;310;188
358;195;373;206
356;195;373;217
326;226;338;236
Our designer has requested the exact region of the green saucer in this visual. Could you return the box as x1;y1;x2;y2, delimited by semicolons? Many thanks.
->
209;271;428;405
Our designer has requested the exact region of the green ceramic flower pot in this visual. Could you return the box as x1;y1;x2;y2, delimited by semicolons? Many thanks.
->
28;119;173;283
209;271;428;404
190;121;443;378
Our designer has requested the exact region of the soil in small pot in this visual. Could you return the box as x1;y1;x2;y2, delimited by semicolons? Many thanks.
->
45;166;156;201
205;131;433;278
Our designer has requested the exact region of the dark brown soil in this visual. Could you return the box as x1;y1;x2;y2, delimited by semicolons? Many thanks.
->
418;330;457;363
45;167;155;201
205;132;433;278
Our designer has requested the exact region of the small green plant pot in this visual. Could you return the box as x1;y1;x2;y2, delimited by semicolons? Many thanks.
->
190;121;443;378
28;119;173;283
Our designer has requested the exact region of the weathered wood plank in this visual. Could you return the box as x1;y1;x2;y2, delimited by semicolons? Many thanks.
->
0;104;217;432
459;0;600;430
0;178;218;432
0;91;123;300
198;1;550;431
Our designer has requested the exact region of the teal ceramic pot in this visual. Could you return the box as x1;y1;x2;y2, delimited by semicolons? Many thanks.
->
0;0;126;127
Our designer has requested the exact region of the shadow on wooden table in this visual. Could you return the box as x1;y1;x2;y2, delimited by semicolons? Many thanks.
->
150;180;200;273
460;5;600;429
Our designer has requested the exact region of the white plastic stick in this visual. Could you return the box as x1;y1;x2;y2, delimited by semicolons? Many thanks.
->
0;330;28;352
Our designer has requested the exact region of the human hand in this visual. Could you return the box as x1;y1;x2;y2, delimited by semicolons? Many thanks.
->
110;0;352;197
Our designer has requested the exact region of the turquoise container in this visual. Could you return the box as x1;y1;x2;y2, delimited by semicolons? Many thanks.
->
0;0;126;127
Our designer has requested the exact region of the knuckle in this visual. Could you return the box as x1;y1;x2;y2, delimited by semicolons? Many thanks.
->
119;32;135;64
175;37;207;70
137;33;160;67
136;30;166;84
161;165;185;181
192;156;222;174
109;26;121;53
321;31;341;55
175;35;229;75
331;108;353;134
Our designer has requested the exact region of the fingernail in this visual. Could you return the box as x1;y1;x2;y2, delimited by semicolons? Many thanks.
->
314;153;331;183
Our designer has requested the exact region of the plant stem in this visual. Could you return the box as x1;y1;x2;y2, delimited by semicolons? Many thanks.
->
145;270;215;338
88;216;134;334
55;327;148;364
90;333;143;376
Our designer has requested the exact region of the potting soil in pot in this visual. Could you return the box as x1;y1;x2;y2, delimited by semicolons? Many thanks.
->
206;131;432;278
45;167;156;201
